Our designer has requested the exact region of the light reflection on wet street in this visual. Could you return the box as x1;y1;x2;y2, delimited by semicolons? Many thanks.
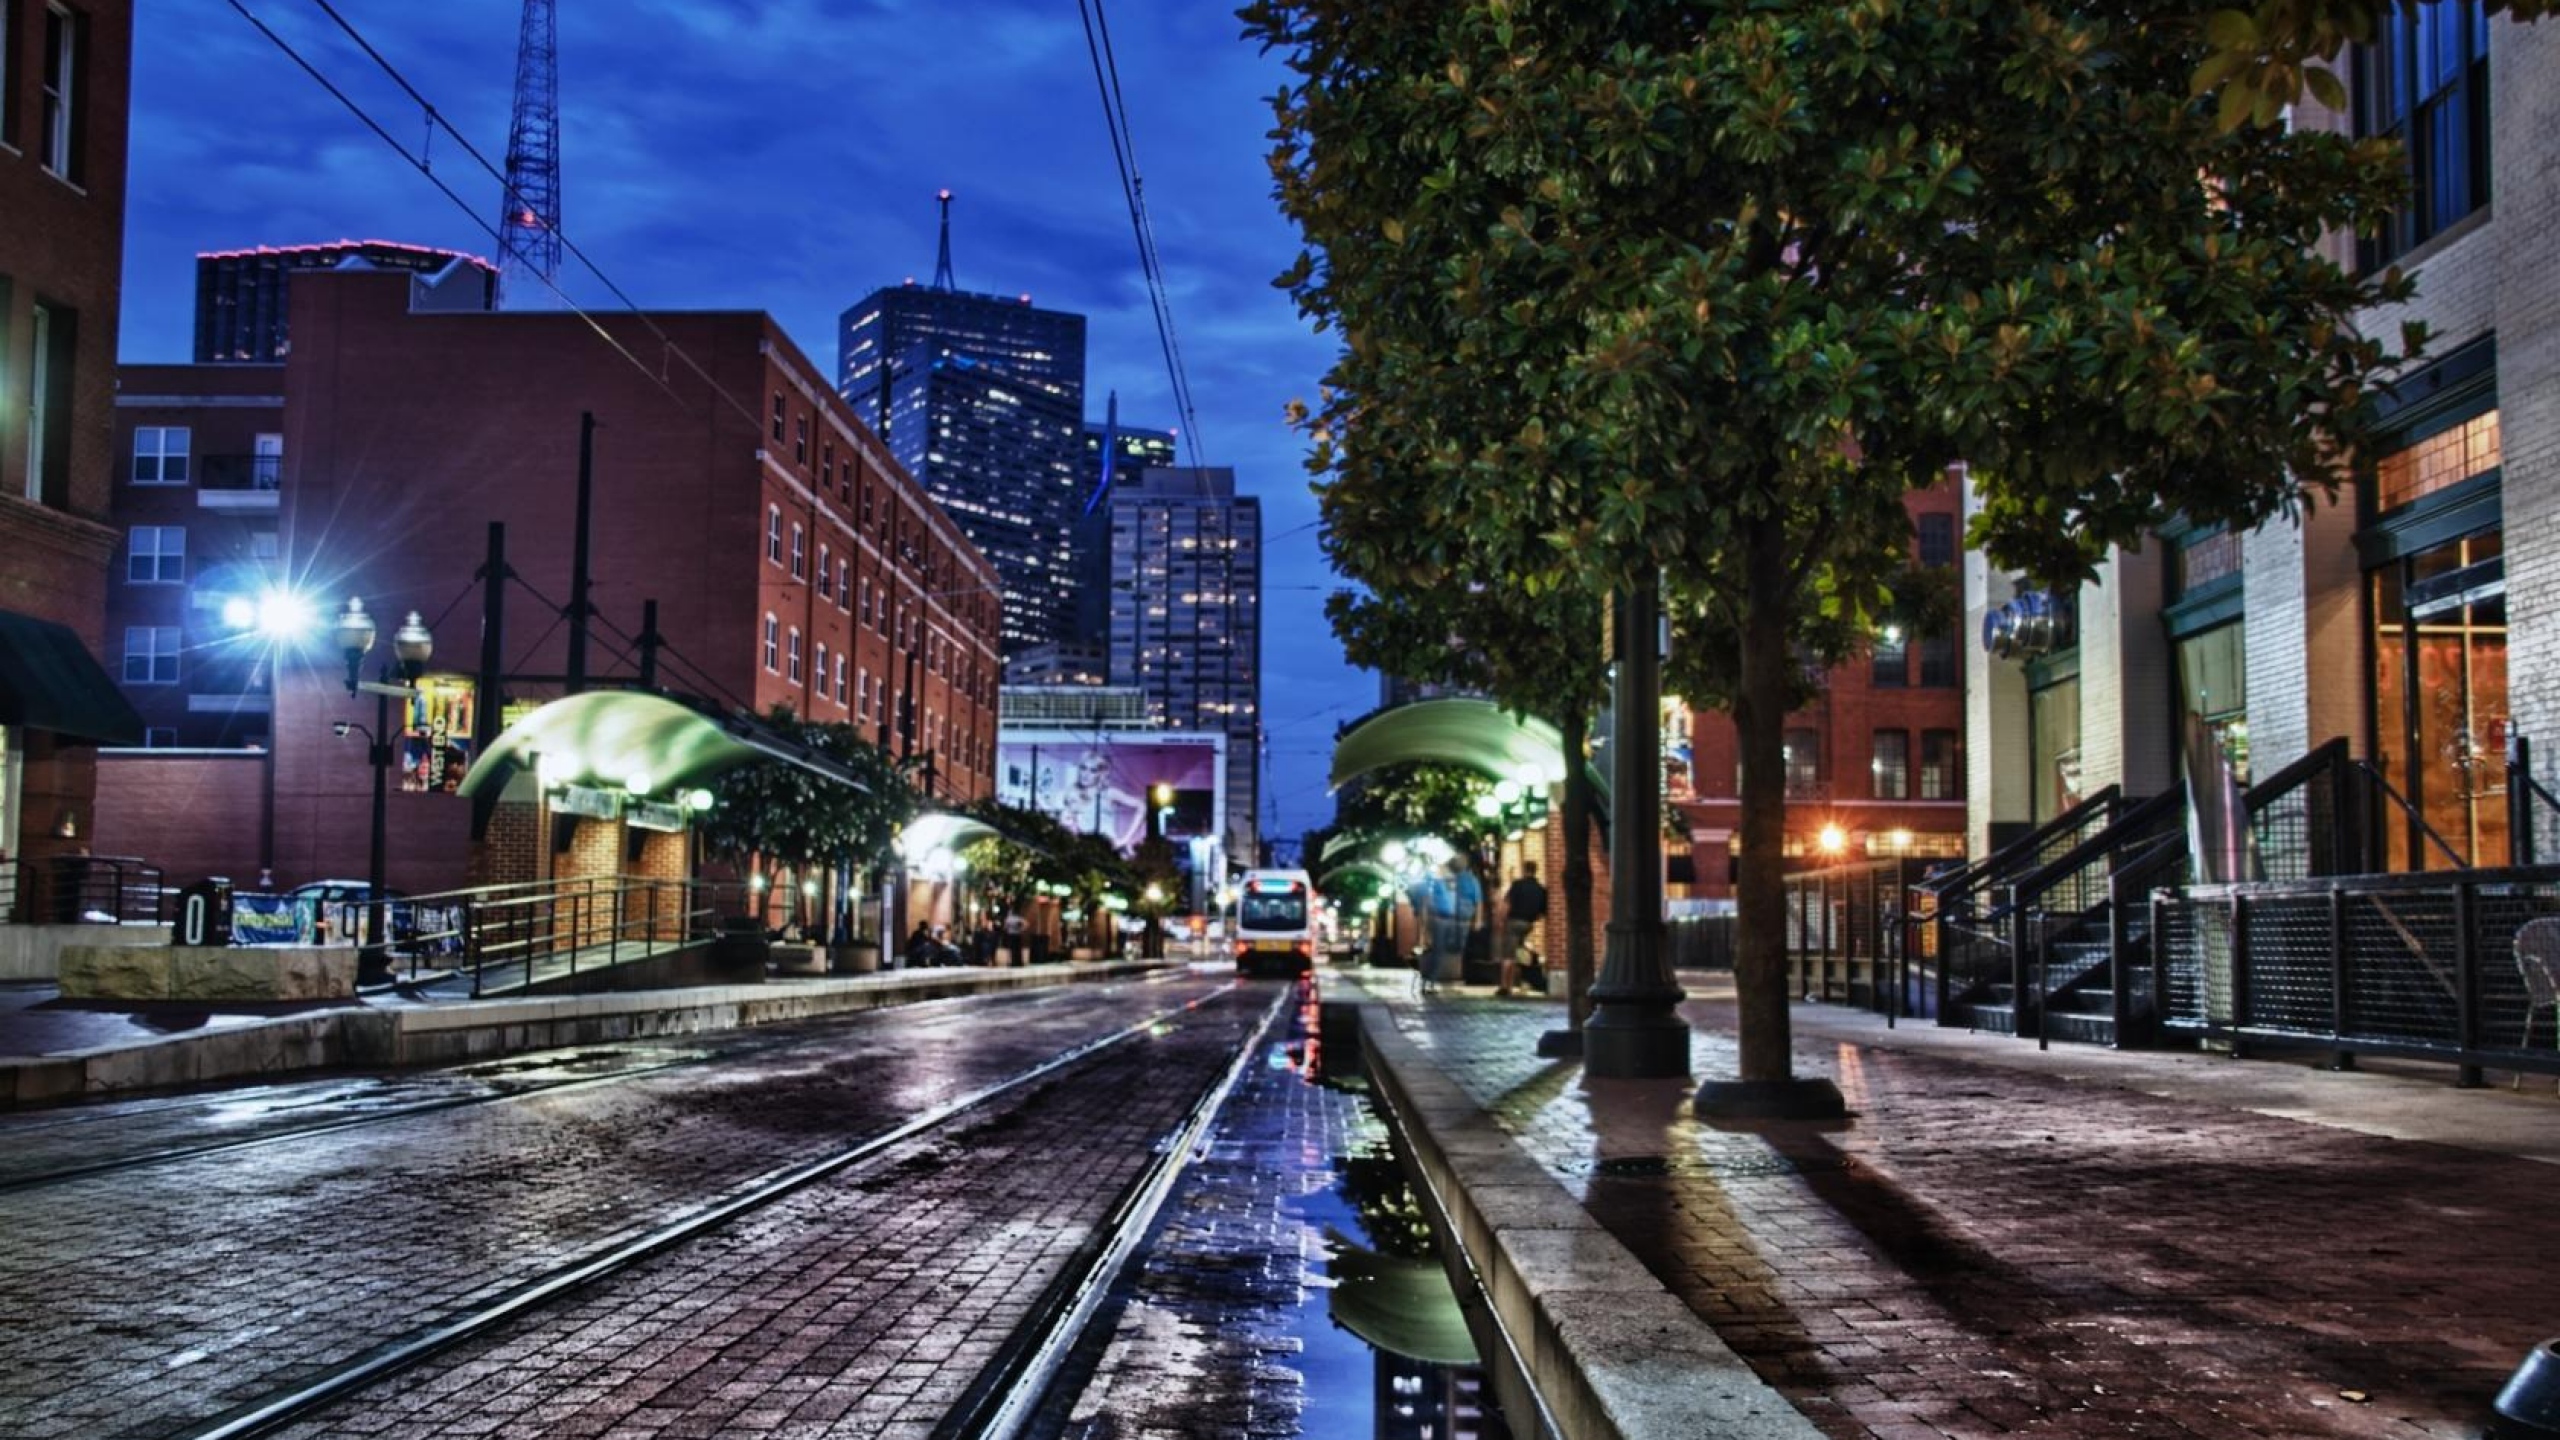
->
1049;973;1511;1439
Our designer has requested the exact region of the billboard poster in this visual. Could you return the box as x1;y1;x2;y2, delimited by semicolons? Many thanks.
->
400;674;477;794
997;730;1226;854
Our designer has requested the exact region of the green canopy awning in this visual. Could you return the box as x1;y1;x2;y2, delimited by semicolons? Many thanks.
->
1329;698;1603;807
459;691;768;800
0;610;144;746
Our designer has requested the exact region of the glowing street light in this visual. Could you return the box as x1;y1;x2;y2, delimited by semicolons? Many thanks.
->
1818;822;1849;857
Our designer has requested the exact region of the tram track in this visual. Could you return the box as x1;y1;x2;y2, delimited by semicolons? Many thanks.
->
0;971;1196;1196
162;977;1273;1440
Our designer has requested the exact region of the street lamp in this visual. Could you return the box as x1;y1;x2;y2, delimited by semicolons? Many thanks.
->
335;595;431;985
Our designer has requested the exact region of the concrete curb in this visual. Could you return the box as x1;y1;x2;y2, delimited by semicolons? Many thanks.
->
1356;1004;1825;1440
0;961;1168;1108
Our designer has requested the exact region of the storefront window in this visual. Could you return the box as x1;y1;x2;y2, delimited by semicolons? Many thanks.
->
2175;624;2249;786
2030;677;2083;824
2371;531;2508;868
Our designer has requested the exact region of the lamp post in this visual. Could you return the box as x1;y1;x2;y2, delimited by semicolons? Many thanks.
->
336;597;432;985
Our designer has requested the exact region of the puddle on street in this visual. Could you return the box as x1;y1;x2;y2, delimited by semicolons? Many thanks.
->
1240;976;1514;1439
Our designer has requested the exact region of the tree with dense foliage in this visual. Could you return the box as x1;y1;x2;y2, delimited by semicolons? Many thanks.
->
1248;0;2418;1089
2195;0;2545;124
698;707;917;921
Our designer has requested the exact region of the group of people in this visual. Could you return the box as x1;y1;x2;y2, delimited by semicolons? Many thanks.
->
902;911;1032;969
1414;858;1547;997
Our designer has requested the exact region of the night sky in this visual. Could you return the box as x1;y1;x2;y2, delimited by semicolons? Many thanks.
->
117;0;1364;845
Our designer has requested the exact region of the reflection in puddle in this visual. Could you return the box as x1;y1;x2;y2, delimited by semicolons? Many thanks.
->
1287;976;1511;1440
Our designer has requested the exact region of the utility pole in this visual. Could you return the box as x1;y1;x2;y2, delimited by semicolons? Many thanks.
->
566;411;595;693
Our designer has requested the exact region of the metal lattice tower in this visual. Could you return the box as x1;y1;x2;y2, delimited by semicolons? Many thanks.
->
931;188;956;291
495;0;560;307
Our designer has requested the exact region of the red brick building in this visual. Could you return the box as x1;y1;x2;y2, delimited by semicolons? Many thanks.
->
96;266;1001;893
1679;483;1967;895
1;0;138;914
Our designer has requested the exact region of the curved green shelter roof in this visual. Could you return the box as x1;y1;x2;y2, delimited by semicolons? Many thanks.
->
459;691;767;800
1328;698;1604;805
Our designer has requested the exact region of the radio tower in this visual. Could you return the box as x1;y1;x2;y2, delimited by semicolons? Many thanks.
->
931;188;956;291
495;0;561;307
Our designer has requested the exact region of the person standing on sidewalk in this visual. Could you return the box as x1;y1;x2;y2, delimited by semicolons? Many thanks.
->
1497;861;1547;997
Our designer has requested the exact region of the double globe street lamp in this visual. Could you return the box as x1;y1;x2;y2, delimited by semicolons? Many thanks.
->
333;596;433;984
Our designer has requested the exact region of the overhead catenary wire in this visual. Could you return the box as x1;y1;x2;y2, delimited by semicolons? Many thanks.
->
1075;0;1205;469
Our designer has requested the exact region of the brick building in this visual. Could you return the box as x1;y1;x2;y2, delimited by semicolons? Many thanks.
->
1965;5;2560;871
1680;483;1968;895
94;266;1002;893
0;0;139;917
105;362;286;749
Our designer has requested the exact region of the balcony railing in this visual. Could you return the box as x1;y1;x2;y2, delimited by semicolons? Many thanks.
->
198;454;282;491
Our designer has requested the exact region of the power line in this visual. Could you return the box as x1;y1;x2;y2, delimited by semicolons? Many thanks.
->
1075;0;1204;469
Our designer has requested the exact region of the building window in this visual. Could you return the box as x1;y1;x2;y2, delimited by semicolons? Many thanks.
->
821;441;835;489
2177;529;2245;591
817;545;833;597
2355;1;2491;269
123;626;180;685
857;666;871;721
766;505;782;564
40;3;83;183
1918;630;1958;687
1;0;20;150
128;526;185;584
762;613;779;672
836;559;850;611
814;642;828;695
131;427;192;485
1917;512;1957;568
1921;729;1960;800
790;524;806;579
787;628;803;683
771;392;785;443
833;652;847;705
2377;408;2500;512
1871;729;1910;800
1783;727;1822;799
1872;628;1908;688
794;414;809;466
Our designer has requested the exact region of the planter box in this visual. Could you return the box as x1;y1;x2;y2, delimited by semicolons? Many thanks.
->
833;942;882;974
771;943;826;977
60;944;357;1002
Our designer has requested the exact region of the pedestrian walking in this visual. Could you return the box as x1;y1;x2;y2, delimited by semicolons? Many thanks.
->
1423;858;1480;992
1497;861;1548;998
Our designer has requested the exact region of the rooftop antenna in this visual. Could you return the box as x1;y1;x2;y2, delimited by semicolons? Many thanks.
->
931;188;956;292
496;0;561;307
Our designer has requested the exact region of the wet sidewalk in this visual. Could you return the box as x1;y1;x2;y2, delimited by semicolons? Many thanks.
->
1347;969;2560;1440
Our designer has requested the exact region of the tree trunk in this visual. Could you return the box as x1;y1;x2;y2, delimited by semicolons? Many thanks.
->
1559;706;1597;1031
1733;515;1798;1085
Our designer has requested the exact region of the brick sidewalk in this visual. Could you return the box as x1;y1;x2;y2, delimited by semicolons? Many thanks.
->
1382;978;2560;1439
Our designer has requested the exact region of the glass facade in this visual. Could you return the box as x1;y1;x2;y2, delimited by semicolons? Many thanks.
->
2175;624;2249;787
2370;530;2508;869
2029;676;2083;824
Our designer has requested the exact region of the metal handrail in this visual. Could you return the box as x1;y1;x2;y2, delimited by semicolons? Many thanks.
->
2352;760;2473;870
1913;784;2124;903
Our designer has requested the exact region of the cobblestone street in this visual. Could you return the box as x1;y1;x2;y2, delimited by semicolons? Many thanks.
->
0;973;1249;1439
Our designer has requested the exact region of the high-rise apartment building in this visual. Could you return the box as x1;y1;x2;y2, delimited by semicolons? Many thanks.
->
1072;412;1176;663
837;277;1086;657
1109;466;1261;863
192;240;494;363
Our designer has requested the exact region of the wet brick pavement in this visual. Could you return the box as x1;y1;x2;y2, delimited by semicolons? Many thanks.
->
1379;979;2560;1440
260;984;1280;1440
0;973;1227;1440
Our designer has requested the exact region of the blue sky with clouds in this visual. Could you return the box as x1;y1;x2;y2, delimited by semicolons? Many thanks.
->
119;0;1365;844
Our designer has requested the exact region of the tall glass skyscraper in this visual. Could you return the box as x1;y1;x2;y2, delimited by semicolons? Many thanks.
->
1110;466;1262;864
838;283;1087;656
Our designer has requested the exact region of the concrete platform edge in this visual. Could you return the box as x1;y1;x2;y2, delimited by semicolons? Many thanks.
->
1356;1002;1826;1440
0;961;1169;1108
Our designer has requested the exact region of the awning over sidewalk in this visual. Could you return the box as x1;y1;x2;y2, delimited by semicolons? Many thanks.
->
0;610;145;746
1328;697;1596;802
459;690;867;801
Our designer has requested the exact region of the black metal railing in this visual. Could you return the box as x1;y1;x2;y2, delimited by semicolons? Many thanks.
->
1;855;167;926
2507;735;2560;867
2157;866;2560;1083
392;875;752;997
1916;785;2126;1017
1780;858;1934;1023
1998;790;2186;1043
2249;737;2366;882
198;453;282;491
